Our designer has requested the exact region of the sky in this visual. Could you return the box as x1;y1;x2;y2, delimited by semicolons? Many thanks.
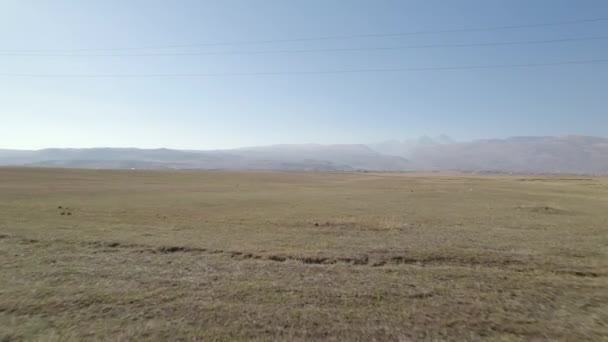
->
1;0;607;150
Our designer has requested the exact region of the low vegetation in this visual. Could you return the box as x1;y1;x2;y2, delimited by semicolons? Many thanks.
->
0;168;607;340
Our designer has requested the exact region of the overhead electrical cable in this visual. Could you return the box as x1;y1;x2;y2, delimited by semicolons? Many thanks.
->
1;36;606;57
2;17;607;52
1;59;606;78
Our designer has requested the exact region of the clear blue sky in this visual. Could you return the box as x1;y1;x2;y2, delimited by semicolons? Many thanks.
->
1;0;607;150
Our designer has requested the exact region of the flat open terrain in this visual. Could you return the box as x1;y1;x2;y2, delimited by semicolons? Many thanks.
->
1;168;607;341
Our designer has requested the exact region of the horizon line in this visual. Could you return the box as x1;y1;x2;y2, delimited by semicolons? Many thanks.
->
1;134;606;152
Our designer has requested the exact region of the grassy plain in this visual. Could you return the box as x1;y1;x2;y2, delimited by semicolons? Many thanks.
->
0;167;607;341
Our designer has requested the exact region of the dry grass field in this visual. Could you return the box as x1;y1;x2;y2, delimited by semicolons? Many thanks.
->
1;167;607;341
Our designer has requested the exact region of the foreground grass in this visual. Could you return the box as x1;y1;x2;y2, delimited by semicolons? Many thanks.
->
0;168;607;340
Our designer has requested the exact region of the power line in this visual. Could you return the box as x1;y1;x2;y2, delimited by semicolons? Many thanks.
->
2;17;607;52
2;36;607;57
1;59;606;78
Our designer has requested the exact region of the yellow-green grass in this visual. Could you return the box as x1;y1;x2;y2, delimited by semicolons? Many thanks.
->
1;167;607;341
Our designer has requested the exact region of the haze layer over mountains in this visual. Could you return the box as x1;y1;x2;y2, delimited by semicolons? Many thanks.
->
1;136;607;175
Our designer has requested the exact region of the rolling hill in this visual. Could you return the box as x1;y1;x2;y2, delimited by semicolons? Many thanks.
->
2;135;607;174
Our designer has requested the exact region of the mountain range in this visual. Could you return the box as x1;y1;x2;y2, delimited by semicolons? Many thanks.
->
1;135;607;174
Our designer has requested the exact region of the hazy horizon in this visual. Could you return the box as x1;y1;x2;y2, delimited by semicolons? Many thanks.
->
3;135;608;174
2;133;608;151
